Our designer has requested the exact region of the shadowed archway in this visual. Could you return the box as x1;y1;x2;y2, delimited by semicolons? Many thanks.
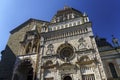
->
63;76;72;80
13;59;34;80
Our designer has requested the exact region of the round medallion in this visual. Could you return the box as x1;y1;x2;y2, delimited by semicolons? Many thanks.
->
59;47;74;61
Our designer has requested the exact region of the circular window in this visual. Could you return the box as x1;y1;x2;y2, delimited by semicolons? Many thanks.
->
60;47;74;61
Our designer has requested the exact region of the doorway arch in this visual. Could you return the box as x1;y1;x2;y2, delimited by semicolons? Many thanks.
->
63;76;72;80
13;59;34;80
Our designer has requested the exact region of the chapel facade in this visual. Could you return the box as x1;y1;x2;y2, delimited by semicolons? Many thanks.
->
0;6;120;80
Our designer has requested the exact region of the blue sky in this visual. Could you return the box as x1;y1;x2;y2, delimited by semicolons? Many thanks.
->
0;0;120;58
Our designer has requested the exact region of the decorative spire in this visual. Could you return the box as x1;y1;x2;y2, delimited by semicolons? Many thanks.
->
83;12;89;22
83;12;87;16
64;5;70;10
112;35;119;47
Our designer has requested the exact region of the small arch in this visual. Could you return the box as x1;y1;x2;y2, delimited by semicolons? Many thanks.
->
85;28;88;32
79;29;81;33
65;24;68;28
51;27;54;31
72;31;74;36
26;42;32;54
53;27;56;30
77;30;79;34
61;25;64;29
109;63;118;78
32;41;38;53
77;21;81;25
58;26;60;29
81;29;83;33
73;22;76;26
69;23;72;27
49;27;52;31
75;30;78;35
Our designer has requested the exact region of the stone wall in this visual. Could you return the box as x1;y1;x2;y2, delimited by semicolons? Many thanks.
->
0;19;47;80
7;19;45;55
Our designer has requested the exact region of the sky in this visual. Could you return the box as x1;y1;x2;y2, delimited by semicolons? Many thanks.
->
0;0;120;59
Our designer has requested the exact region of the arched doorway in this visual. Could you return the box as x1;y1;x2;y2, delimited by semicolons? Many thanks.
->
13;59;34;80
63;76;72;80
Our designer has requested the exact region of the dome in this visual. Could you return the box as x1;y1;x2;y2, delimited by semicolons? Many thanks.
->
95;36;113;51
